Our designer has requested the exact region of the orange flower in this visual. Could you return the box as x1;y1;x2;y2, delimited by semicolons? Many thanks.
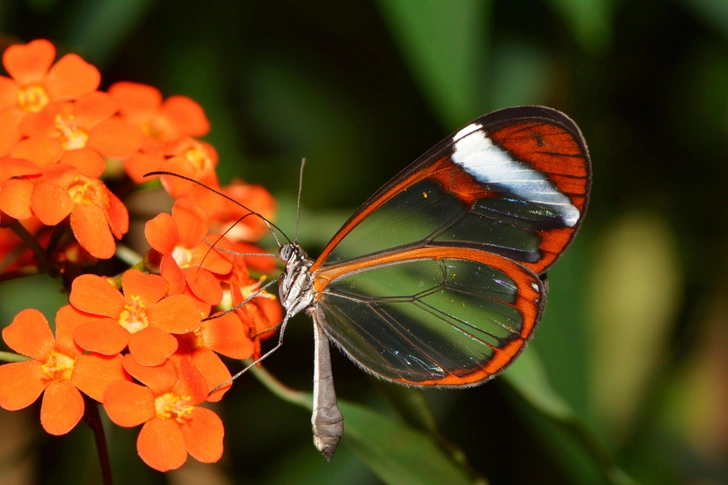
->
0;39;100;156
173;311;253;402
70;269;202;366
12;91;143;177
0;307;128;435
145;198;232;305
103;357;224;472
108;81;209;153
30;164;128;259
219;257;282;360
209;180;277;242
158;137;218;199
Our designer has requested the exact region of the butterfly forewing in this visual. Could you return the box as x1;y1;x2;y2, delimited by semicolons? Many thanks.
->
310;106;590;275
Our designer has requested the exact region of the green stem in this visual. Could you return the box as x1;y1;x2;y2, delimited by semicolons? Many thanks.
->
249;363;312;410
83;398;113;485
114;244;143;267
0;351;30;363
9;220;50;274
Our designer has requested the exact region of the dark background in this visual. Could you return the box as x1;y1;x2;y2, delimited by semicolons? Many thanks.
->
1;0;727;484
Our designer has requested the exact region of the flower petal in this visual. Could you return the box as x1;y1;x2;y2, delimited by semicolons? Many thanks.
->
88;117;143;158
70;203;116;259
121;269;169;307
3;40;55;86
128;327;178;366
70;274;124;317
173;359;208;405
59;147;106;178
0;178;35;220
30;180;73;225
201;312;253;360
162;96;210;137
107;191;129;239
183;267;222;306
53;304;87;357
72;353;129;402
109;82;161;115
0;361;47;410
73;319;129;355
11;136;63;166
160;254;186;295
138;417;187;472
180;407;224;463
124;152;165;183
121;354;176;394
188;347;231;402
172;199;208;248
148;294;201;334
0;76;18;110
40;380;84;435
0;108;24;157
3;308;55;360
71;91;116;128
145;212;179;254
88;117;144;158
45;53;100;101
191;237;233;275
103;380;155;427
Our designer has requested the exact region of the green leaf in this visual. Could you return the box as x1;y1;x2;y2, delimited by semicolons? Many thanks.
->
59;0;156;67
251;365;481;485
504;352;638;485
0;274;67;331
370;378;438;434
376;0;489;127
339;399;478;485
543;0;613;53
680;0;728;38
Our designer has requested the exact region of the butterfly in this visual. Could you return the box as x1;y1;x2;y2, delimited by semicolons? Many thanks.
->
153;105;591;460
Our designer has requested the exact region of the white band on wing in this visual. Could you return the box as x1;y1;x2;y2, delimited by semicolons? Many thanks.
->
451;129;580;228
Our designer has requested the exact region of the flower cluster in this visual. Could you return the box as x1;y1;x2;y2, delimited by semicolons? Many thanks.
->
0;40;282;472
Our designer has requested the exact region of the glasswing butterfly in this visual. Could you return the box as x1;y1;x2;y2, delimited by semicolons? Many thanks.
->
152;105;591;460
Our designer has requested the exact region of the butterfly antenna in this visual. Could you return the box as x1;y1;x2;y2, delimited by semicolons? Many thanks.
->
296;158;306;242
145;171;291;245
295;158;305;243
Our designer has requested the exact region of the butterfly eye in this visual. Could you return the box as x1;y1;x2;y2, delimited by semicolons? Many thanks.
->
280;244;294;262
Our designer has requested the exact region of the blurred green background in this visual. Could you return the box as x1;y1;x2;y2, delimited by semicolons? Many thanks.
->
1;0;727;484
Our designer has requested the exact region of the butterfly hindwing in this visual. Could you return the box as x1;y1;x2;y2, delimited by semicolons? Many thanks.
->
311;247;545;386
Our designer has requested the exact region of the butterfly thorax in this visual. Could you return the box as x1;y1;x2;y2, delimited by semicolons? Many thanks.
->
279;242;317;318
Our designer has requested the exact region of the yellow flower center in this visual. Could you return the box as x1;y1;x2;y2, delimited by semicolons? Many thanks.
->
154;392;194;422
172;245;193;268
17;85;49;113
55;114;89;150
118;295;150;334
62;174;110;210
41;350;76;382
145;116;175;141
176;327;204;350
184;144;212;170
67;177;94;204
